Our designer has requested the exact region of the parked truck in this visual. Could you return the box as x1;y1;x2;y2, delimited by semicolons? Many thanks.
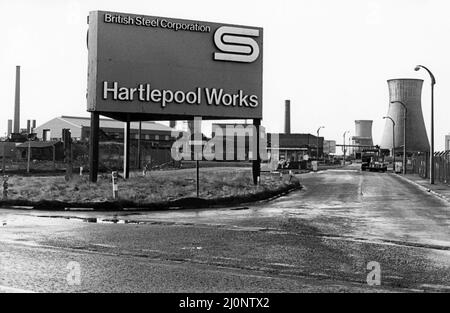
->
361;147;388;172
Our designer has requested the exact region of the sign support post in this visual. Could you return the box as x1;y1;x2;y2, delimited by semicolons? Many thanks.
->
253;118;261;185
196;159;200;197
123;115;130;179
89;112;99;182
137;121;142;169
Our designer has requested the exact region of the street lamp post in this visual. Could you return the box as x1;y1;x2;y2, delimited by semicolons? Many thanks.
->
415;65;436;184
391;101;407;175
317;126;325;160
343;130;349;166
383;116;395;171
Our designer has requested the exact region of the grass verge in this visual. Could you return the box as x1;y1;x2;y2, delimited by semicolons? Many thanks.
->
0;167;301;211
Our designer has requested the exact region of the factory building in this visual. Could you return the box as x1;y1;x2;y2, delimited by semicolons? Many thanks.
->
30;116;179;168
267;100;324;162
268;133;324;161
33;116;175;144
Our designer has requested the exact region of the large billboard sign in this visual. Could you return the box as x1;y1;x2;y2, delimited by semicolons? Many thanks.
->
87;11;263;121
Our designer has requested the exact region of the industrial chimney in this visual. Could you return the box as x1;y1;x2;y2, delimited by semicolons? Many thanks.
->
32;120;36;133
7;120;13;137
380;79;429;152
27;120;31;134
284;100;291;134
13;66;20;134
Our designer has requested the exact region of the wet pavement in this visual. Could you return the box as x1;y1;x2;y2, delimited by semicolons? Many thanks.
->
1;164;450;292
398;173;450;204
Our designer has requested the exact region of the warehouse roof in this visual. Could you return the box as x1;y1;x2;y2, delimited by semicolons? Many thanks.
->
16;141;60;148
59;116;174;132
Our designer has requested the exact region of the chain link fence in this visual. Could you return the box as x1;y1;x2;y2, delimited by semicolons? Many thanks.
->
411;151;450;184
0;140;175;175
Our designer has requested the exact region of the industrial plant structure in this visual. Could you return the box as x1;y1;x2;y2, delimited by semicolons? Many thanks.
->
350;120;374;158
380;79;429;154
33;116;175;144
4;66;38;142
13;66;20;134
268;99;324;162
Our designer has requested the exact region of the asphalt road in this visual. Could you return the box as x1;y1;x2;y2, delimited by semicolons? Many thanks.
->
1;164;450;292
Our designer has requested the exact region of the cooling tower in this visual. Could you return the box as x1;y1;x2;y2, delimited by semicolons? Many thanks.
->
380;79;429;152
284;100;291;134
354;120;373;145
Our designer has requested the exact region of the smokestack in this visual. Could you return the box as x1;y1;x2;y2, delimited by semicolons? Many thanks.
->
27;120;31;134
381;79;429;152
14;65;20;133
284;100;291;134
32;120;36;133
7;120;13;137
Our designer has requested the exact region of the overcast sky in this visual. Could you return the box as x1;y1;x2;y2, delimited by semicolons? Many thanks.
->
1;0;449;150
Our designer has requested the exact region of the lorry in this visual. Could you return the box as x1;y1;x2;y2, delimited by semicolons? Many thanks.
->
361;147;388;172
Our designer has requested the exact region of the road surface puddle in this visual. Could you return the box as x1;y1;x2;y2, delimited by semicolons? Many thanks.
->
36;215;146;225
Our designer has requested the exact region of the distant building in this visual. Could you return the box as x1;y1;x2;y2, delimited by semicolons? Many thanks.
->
15;141;64;161
31;116;180;168
208;125;325;162
33;116;175;144
323;140;336;155
268;133;323;161
446;134;450;151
